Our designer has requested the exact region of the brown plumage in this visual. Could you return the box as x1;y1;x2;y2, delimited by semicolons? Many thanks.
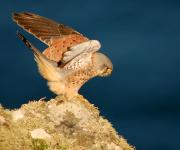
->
13;12;88;62
43;34;88;62
12;12;113;97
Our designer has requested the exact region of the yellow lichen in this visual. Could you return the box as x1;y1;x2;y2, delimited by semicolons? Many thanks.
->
0;95;134;150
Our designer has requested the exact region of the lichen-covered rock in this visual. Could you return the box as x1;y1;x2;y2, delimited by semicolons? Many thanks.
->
11;109;25;121
0;95;134;150
0;115;6;125
30;128;51;139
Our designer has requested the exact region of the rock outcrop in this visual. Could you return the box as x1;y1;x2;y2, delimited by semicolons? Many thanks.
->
0;95;134;150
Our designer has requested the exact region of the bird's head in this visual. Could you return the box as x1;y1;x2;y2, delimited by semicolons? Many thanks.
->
92;52;113;77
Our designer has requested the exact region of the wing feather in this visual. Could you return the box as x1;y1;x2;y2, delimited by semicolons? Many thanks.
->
61;40;101;64
12;12;86;46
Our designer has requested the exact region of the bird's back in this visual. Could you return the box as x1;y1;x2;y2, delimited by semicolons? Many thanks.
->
43;34;88;62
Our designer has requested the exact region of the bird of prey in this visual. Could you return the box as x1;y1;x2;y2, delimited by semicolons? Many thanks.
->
12;12;113;98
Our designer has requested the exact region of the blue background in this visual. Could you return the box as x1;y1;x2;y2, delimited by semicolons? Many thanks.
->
0;1;180;149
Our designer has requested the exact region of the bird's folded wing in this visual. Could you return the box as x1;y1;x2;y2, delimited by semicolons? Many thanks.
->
62;40;101;64
42;34;88;62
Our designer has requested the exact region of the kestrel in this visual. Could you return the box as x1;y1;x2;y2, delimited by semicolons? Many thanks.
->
12;12;113;97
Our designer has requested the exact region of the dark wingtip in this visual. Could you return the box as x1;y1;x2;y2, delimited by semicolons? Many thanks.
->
16;31;32;49
12;12;21;18
16;30;24;41
12;12;23;22
12;12;17;21
12;12;35;21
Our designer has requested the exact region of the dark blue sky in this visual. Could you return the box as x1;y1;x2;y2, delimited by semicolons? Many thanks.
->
0;1;180;149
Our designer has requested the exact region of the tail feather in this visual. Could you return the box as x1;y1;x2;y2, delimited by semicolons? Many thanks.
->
16;31;61;81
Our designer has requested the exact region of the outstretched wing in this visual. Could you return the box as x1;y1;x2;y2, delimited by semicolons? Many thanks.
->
13;12;101;67
12;12;87;46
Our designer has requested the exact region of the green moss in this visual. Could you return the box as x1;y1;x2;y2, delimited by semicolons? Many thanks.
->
31;139;48;150
55;145;67;150
0;96;134;150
